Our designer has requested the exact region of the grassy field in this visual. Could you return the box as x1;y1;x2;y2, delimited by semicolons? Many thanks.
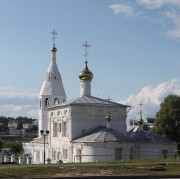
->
0;159;179;178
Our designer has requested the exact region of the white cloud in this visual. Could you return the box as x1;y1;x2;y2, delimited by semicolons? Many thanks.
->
28;109;39;119
136;1;180;38
0;87;38;118
0;104;38;118
108;1;180;39
109;4;134;16
0;87;38;99
137;0;180;9
164;9;180;38
120;79;180;122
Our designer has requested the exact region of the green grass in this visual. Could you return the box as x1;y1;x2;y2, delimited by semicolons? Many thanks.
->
0;160;179;178
104;158;180;164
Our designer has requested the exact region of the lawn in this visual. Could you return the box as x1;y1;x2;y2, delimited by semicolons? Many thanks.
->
0;159;179;178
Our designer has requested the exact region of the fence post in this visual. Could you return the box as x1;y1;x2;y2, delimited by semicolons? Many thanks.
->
26;156;32;164
0;155;3;163
19;156;23;164
4;155;9;163
11;154;15;163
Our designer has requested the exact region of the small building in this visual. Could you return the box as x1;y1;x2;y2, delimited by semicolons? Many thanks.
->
9;128;26;136
8;121;18;129
23;123;34;129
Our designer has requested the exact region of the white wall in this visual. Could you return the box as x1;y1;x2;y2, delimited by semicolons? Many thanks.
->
71;105;127;140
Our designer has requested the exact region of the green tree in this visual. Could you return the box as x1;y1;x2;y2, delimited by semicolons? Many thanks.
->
0;139;4;150
17;121;23;129
154;94;180;144
12;143;23;156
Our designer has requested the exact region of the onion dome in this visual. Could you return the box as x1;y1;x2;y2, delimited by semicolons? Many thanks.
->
79;61;93;81
51;44;57;52
105;111;112;122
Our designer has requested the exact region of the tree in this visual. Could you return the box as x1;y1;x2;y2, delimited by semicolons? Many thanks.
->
0;139;3;150
154;94;180;144
17;121;23;129
12;143;23;156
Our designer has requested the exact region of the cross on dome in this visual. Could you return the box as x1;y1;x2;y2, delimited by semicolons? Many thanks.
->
83;41;90;61
79;41;93;83
138;103;144;125
51;30;58;45
139;103;143;119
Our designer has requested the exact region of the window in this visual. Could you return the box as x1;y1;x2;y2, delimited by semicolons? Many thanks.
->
115;148;122;160
63;149;68;159
57;151;61;160
52;150;56;160
54;98;59;105
59;123;62;132
62;122;67;137
162;150;168;159
57;111;60;116
76;149;81;162
45;98;49;108
64;110;67;115
50;112;54;117
53;123;58;137
36;150;40;162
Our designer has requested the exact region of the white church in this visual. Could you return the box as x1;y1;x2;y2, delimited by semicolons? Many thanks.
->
26;33;177;164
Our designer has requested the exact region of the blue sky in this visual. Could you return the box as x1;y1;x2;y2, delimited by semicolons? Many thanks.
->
0;0;180;120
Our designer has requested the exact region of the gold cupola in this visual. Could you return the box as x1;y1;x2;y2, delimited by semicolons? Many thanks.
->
79;61;93;81
51;44;57;52
105;111;112;122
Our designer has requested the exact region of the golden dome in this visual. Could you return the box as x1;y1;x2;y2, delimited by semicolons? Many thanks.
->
51;44;57;52
79;61;93;81
105;111;112;122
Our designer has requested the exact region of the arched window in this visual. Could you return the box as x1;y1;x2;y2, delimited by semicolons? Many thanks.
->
62;122;67;137
45;98;49;108
53;122;58;137
59;123;61;132
54;98;59;105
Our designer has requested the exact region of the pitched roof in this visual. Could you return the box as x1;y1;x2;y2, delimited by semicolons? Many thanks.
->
39;47;66;97
50;95;129;109
72;126;176;145
128;130;176;144
72;126;132;143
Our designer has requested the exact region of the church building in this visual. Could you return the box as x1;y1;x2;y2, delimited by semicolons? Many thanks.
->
27;33;177;164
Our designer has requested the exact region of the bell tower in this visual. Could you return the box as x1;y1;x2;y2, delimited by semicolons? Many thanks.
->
38;30;66;136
